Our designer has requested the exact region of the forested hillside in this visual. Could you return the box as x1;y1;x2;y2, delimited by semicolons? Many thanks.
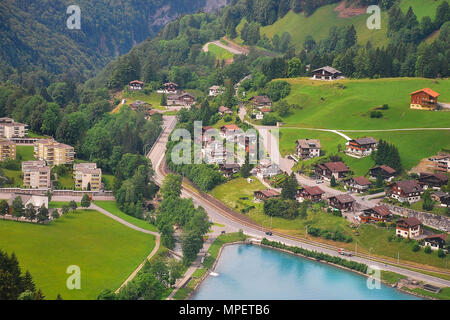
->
0;0;212;83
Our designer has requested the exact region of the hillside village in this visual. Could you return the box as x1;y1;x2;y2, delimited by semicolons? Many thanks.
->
0;0;449;302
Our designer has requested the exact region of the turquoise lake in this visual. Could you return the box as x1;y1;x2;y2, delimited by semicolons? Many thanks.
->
192;244;420;300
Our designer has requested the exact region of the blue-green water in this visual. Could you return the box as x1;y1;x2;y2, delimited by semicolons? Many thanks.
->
193;244;420;300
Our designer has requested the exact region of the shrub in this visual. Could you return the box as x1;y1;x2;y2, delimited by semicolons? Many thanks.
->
424;246;432;254
412;243;420;252
370;111;383;118
437;249;445;258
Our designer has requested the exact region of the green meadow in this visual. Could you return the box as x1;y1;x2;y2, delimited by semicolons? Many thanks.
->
208;43;234;60
0;210;155;299
260;0;445;50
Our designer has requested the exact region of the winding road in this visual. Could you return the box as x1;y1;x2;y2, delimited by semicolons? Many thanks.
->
147;115;450;288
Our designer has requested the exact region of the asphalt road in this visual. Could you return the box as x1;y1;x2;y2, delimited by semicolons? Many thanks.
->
148;115;450;288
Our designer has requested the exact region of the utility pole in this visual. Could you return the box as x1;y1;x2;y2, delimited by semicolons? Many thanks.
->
397;252;399;264
355;242;357;254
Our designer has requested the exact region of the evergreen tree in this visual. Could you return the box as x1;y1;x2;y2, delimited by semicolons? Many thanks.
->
81;194;91;208
330;175;337;187
160;94;167;106
282;173;298;200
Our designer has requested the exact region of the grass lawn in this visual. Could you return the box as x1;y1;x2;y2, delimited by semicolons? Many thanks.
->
2;168;22;187
57;173;74;189
48;201;81;209
381;270;407;285
207;43;234;60
410;200;449;217
16;146;34;161
102;174;115;191
0;210;156;299
94;200;158;232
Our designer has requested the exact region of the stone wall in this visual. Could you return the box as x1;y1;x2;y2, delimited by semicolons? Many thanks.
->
386;204;450;232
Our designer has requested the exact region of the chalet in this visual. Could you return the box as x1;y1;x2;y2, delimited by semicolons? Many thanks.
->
167;92;195;107
388;180;422;203
129;100;151;112
129;80;144;90
369;165;396;181
218;106;233;116
418;172;448;189
346;137;377;157
431;191;450;207
360;205;393;223
297;186;325;203
219;163;241;178
315;161;350;181
296;139;321;160
163;82;178;93
343;176;372;193
249;95;272;108
423;234;447;250
312;66;344;81
396;217;422;238
410;88;440;110
253;159;282;179
220;124;241;139
203;141;230;164
209;85;223;96
254;189;281;201
328;194;355;212
7;193;48;211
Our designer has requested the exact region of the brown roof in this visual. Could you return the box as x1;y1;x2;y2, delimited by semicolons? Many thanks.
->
354;137;377;145
221;124;240;131
371;165;396;174
398;217;422;228
312;66;342;75
395;180;422;193
250;95;272;104
424;234;447;241
303;186;325;196
352;176;371;186
323;162;349;173
129;80;144;84
410;88;440;98
218;106;230;113
330;194;355;203
371;205;392;217
419;172;448;182
254;189;280;198
297;139;321;149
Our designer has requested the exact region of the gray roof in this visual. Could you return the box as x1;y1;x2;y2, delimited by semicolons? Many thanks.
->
313;66;342;75
354;137;377;145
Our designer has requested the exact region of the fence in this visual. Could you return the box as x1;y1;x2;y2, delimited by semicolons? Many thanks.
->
385;204;450;232
0;188;113;198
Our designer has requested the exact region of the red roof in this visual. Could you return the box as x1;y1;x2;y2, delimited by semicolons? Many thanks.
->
371;205;392;217
323;162;349;173
398;217;422;228
221;124;240;131
424;234;447;241
129;80;144;84
410;88;440;98
352;176;371;186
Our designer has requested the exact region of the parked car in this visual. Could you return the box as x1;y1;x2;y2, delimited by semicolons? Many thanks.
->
338;248;352;257
316;180;323;184
221;230;226;234
265;231;273;236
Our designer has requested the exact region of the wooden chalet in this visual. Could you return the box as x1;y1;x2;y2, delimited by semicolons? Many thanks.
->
249;95;272;108
343;176;372;193
315;161;350;181
254;189;281;201
360;205;392;223
369;165;396;181
129;80;144;90
296;139;321;160
396;217;422;238
387;180;422;203
410;88;440;110
297;186;325;203
423;234;447;250
219;163;241;177
418;172;448;189
312;66;344;80
328;194;355;212
346;137;377;157
218;106;233;116
163;82;179;93
167;92;195;107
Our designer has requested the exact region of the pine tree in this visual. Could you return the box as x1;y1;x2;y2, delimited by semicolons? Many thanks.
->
161;93;167;106
330;175;337;187
22;271;36;293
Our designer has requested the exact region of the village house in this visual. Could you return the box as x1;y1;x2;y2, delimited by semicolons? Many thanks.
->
34;139;75;165
423;234;447;250
327;194;355;212
410;88;440;110
209;85;223;96
128;80;144;90
218;106;233;116
249;95;272;109
0;117;28;139
7;193;48;211
343;176;372;193
203;141;232;165
220;124;241;139
0;139;16;161
346;137;377;157
315;161;350;181
431;191;450;207
296;139;321;160
387;180;422;203
162;82;179;93
200;126;218;146
360;205;393;223
252;159;282;179
418;172;448;189
296;186;325;203
74;163;102;191
312;66;344;80
167;92;195;107
396;217;422;238
369;165;396;181
254;189;281;202
428;154;449;172
22;160;51;189
129;100;152;112
218;163;241;178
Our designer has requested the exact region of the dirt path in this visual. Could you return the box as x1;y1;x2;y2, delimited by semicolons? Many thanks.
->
202;38;249;56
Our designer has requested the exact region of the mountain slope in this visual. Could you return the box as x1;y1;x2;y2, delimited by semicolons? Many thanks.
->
0;0;214;81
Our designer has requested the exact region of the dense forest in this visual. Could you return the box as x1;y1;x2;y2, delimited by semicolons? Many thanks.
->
0;0;211;82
